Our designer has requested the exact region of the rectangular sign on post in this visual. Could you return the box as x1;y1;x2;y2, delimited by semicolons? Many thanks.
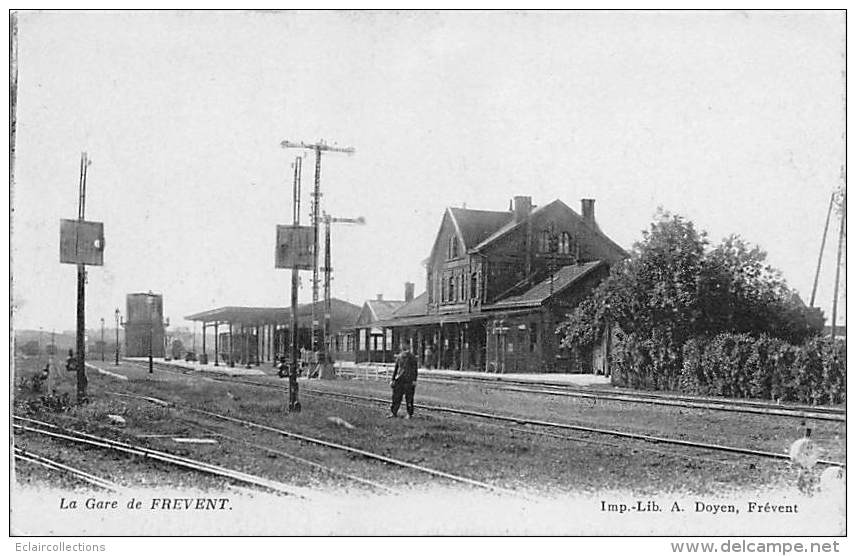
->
275;225;314;270
60;219;105;265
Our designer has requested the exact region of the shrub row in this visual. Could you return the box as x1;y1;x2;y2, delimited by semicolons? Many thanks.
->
611;332;845;405
610;329;683;391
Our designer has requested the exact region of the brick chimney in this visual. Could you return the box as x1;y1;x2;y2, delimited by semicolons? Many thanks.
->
376;293;383;301
514;196;532;222
404;282;415;302
581;199;595;224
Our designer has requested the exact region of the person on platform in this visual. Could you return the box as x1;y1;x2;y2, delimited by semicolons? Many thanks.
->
65;349;77;372
388;344;418;419
424;345;434;369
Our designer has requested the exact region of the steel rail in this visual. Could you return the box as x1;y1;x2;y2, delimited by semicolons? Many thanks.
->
298;389;847;468
98;386;521;497
14;447;124;491
191;408;521;497
162;411;401;495
489;385;845;422
134;359;844;421
12;417;307;498
116;361;847;467
337;365;845;417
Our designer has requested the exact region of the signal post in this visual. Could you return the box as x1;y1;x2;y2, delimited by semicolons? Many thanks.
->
59;152;104;403
275;156;312;412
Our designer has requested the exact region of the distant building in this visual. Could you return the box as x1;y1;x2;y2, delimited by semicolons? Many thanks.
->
353;289;411;363
124;292;165;357
370;196;627;373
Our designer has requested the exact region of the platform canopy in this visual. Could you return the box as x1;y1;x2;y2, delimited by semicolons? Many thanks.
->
185;298;361;330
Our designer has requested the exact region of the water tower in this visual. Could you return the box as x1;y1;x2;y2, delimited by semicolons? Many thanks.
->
125;292;165;357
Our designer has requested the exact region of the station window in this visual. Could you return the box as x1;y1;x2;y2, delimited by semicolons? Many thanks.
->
448;275;454;303
538;230;551;253
529;323;538;352
559;232;572;255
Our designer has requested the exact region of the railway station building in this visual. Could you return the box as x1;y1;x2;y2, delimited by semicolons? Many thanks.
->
351;284;417;363
185;298;360;367
370;196;627;374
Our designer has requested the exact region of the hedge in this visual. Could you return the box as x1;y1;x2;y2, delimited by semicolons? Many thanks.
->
610;329;683;391
612;332;845;405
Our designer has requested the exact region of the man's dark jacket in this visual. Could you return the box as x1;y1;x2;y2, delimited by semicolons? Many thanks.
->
392;351;418;385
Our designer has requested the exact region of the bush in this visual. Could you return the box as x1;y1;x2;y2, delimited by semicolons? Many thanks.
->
672;333;845;405
679;338;705;395
792;336;846;405
610;330;683;391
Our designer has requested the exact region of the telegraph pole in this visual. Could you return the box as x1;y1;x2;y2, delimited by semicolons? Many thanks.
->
75;153;89;402
323;214;330;356
280;140;355;361
831;192;846;340
321;213;365;361
312;151;321;353
810;192;835;307
114;308;121;365
100;317;105;361
289;156;302;411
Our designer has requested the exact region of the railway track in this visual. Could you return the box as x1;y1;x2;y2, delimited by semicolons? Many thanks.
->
122;360;847;469
12;415;309;498
14;446;124;492
129;359;846;421
339;366;846;422
104;387;523;497
299;388;847;467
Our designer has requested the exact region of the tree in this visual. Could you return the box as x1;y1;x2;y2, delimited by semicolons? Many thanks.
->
558;210;822;388
559;210;709;349
700;235;822;343
20;340;41;356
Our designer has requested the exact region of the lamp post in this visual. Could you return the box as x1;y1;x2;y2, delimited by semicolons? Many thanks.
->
146;294;154;374
100;318;105;361
114;308;121;365
163;317;171;360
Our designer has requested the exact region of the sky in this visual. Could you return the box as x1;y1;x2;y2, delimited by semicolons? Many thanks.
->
10;10;846;332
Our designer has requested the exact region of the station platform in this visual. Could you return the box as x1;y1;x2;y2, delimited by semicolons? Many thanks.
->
124;357;268;376
106;358;609;387
334;361;610;387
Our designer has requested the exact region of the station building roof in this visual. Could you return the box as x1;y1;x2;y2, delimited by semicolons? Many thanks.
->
485;260;605;310
370;261;606;328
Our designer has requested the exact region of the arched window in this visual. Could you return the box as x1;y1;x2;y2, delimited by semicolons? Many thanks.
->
448;275;454;303
559;232;572;255
538;230;551;253
448;236;458;259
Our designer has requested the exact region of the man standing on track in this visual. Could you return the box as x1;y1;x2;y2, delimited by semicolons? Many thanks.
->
388;344;418;419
